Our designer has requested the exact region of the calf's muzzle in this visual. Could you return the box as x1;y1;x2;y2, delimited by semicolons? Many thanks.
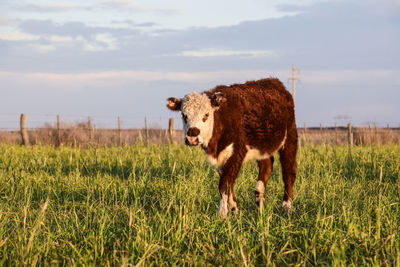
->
185;127;200;146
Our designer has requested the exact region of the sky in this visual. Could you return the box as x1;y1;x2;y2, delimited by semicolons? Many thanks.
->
0;0;399;130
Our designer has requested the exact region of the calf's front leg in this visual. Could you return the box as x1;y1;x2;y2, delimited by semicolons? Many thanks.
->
218;154;244;218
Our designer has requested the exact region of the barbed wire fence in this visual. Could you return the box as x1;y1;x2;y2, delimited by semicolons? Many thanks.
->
0;114;183;147
0;114;399;147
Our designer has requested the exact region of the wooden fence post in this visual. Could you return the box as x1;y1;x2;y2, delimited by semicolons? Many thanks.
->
118;116;122;146
168;118;175;144
145;117;149;145
303;123;307;144
57;115;61;147
137;131;143;144
20;113;29;146
88;116;93;142
347;123;353;147
320;123;323;144
334;123;338;145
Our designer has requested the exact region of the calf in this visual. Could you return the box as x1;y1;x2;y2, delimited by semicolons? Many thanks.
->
167;78;298;217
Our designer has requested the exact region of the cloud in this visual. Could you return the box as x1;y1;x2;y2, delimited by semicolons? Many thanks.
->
2;0;397;72
28;43;57;53
110;20;158;28
49;35;74;42
0;30;39;41
18;20;96;38
75;33;119;51
23;3;84;12
6;20;141;53
0;18;13;26
276;4;308;13
2;69;399;87
0;70;268;86
101;0;181;14
16;18;141;39
178;49;277;58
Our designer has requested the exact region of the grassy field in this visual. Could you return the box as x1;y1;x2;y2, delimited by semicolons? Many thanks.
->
0;144;399;265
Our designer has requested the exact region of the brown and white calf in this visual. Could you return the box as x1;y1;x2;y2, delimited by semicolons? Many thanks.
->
167;78;298;217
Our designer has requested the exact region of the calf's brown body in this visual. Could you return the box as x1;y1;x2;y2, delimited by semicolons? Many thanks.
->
167;78;298;216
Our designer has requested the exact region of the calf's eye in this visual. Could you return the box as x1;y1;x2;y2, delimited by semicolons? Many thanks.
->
202;113;209;122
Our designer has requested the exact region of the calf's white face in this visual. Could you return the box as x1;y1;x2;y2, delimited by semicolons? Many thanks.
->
181;92;215;146
166;91;225;147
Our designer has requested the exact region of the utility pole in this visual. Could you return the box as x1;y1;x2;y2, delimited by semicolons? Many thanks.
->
289;64;299;105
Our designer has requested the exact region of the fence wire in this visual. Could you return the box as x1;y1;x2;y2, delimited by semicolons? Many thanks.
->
0;114;399;147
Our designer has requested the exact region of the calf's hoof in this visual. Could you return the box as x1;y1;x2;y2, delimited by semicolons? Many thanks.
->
219;194;229;218
282;200;292;212
219;206;229;218
255;191;265;213
229;194;238;213
255;181;265;213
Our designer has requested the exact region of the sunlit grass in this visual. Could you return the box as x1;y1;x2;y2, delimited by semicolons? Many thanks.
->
0;144;399;265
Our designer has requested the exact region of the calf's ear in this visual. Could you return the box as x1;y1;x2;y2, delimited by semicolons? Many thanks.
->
166;97;182;111
210;92;226;107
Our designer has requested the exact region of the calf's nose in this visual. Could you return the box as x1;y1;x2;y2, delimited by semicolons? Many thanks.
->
187;127;200;137
185;127;200;146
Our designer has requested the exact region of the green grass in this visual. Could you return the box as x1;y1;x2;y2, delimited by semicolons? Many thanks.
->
0;144;399;265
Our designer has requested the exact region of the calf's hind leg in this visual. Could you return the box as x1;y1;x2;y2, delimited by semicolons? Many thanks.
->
278;133;298;210
255;157;274;213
